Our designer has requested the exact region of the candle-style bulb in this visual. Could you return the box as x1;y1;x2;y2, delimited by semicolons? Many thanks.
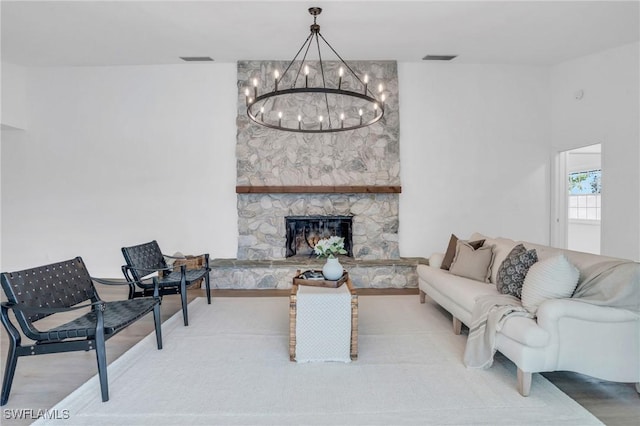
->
364;74;369;84
381;93;386;105
374;103;379;111
319;115;323;130
338;67;343;89
378;83;384;93
244;88;250;97
298;114;302;121
304;65;309;88
340;112;345;128
304;65;309;76
298;114;302;129
274;70;280;79
252;78;258;87
278;111;282;127
339;67;344;77
244;88;250;106
359;108;363;125
278;111;283;119
260;106;264;121
340;113;345;120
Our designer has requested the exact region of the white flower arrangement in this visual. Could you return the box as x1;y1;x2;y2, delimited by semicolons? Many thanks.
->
313;236;347;259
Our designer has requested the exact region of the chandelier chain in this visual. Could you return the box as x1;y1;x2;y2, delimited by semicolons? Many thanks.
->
291;34;314;90
279;32;313;91
315;32;332;129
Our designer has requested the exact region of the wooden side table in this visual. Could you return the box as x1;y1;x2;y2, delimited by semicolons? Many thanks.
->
289;274;358;361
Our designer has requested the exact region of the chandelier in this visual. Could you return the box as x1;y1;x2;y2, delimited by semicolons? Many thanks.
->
243;7;386;133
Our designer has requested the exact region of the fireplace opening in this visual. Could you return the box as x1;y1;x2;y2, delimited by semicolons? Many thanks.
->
285;215;353;258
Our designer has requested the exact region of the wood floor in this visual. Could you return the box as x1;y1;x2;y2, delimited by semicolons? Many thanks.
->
1;286;638;425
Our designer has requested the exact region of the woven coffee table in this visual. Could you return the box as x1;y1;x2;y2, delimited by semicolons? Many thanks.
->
289;273;358;362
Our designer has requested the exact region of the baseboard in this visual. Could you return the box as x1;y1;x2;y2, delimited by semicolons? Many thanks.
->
202;288;420;297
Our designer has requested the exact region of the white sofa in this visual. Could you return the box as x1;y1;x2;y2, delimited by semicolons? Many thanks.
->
418;234;640;396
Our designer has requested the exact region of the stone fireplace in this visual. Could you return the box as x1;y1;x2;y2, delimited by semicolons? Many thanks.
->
209;59;426;289
285;215;353;258
237;193;399;261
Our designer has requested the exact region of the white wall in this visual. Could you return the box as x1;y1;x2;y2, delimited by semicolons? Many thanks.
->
551;42;640;260
1;62;30;272
1;62;28;130
1;64;238;276
398;63;551;257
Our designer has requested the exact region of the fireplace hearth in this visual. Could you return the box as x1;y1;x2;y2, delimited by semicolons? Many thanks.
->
285;215;353;258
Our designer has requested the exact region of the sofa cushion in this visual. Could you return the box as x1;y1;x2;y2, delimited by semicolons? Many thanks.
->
418;266;498;318
449;242;494;283
521;255;580;315
441;234;485;271
496;244;538;299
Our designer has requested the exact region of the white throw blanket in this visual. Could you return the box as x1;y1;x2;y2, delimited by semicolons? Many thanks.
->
463;294;533;369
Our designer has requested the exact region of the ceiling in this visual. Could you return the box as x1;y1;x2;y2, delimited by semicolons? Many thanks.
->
2;1;639;67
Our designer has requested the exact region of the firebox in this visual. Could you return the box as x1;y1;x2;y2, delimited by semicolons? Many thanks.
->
285;215;353;258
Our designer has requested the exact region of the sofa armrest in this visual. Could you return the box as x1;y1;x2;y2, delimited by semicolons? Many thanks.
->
534;298;640;382
537;298;639;328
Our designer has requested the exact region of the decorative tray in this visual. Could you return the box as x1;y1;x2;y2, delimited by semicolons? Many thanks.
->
293;270;348;288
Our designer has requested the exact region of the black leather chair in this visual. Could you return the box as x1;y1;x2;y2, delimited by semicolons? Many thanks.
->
121;240;211;326
0;257;162;405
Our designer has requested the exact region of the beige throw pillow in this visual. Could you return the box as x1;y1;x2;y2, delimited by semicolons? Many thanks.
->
449;242;495;283
441;234;485;271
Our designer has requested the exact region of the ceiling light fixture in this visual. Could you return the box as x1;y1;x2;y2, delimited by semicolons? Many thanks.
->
242;7;386;133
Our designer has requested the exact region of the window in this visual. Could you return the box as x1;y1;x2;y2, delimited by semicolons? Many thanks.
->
568;170;601;221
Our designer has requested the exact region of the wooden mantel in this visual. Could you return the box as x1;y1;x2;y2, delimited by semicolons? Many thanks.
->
236;185;402;194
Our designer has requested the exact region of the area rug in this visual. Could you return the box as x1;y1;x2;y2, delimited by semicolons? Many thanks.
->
36;296;602;425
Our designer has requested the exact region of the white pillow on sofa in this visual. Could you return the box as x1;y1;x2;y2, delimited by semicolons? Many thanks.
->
521;254;580;315
429;253;445;269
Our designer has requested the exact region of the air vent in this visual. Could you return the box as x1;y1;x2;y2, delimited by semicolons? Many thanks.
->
180;56;214;62
422;55;457;61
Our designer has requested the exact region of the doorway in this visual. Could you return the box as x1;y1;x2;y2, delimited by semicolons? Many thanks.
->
562;144;602;254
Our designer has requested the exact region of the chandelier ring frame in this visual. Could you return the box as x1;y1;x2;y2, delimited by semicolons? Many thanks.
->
247;87;384;134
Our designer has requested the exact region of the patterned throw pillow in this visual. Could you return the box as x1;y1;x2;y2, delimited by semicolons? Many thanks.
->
496;244;538;298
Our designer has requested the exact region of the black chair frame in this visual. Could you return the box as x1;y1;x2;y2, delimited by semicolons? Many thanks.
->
0;257;162;405
121;240;211;326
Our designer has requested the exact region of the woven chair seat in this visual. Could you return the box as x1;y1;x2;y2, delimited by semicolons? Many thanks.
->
42;298;159;342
